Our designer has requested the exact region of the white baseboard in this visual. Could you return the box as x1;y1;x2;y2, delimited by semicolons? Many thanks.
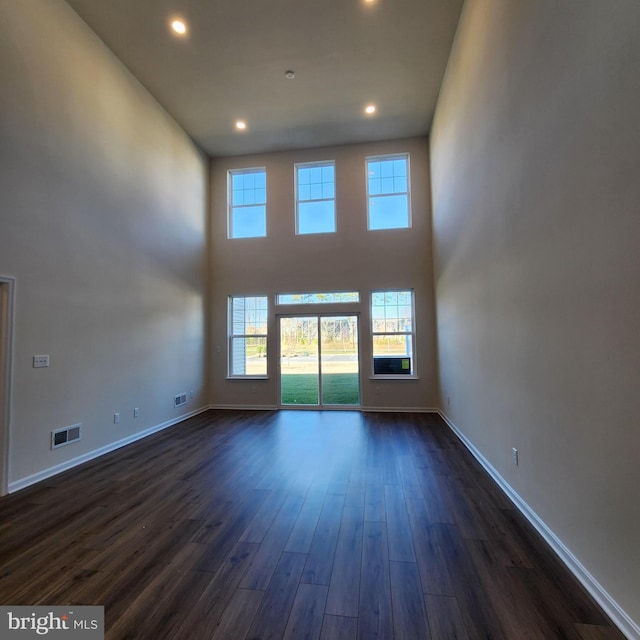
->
208;404;278;411
210;405;439;413
278;406;361;411
361;406;439;413
438;410;640;640
8;406;209;494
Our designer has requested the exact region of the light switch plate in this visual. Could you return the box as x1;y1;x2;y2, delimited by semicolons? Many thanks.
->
33;355;50;368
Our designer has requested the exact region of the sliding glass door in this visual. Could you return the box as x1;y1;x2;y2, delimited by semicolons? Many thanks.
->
279;315;359;407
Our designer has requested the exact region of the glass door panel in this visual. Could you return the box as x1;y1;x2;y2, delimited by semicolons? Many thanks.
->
280;317;319;406
320;316;360;406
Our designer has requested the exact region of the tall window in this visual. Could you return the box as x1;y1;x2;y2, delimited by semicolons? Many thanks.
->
296;161;336;234
228;168;267;238
371;290;415;375
229;296;268;377
366;154;410;230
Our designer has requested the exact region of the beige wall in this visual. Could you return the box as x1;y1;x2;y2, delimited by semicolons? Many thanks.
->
0;0;209;487
210;138;437;410
431;0;640;632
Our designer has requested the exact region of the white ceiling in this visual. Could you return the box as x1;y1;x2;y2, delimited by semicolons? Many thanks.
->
65;0;464;157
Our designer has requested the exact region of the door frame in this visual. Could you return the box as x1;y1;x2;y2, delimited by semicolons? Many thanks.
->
277;312;361;409
0;276;16;496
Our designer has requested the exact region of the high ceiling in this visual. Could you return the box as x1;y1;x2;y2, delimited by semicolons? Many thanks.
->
65;0;463;157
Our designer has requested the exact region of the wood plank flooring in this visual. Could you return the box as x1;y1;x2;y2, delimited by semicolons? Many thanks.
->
0;410;625;639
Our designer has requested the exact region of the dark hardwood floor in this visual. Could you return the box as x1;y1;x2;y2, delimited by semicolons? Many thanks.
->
0;410;625;639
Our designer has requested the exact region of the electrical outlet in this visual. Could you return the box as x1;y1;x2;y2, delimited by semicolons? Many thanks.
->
190;390;194;399
512;447;519;466
113;412;120;424
251;385;257;394
133;408;140;418
447;396;450;406
375;386;381;396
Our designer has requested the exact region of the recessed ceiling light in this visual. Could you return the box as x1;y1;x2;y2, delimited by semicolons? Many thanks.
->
284;70;295;79
170;19;187;35
365;104;377;115
235;120;247;130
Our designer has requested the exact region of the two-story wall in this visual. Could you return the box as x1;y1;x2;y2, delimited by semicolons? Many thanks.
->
0;0;209;490
209;137;438;411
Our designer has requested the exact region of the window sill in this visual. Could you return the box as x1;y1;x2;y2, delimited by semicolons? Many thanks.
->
369;375;419;380
226;376;269;381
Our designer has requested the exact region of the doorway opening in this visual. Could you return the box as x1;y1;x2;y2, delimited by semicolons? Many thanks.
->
279;315;360;407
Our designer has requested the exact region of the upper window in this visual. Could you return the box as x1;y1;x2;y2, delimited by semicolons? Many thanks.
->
371;290;415;376
366;154;410;230
229;295;268;377
228;168;267;238
296;161;336;234
277;291;360;305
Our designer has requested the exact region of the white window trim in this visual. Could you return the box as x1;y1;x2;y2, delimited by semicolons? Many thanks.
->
228;295;269;379
295;160;336;235
370;289;416;378
365;152;411;231
228;167;267;239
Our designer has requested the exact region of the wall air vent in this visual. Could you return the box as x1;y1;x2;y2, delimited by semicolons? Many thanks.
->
174;393;188;408
51;423;82;450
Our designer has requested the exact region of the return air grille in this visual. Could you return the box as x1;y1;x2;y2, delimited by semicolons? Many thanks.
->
174;393;188;408
51;423;82;449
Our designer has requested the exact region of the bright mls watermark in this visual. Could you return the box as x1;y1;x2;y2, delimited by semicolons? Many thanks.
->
0;607;103;639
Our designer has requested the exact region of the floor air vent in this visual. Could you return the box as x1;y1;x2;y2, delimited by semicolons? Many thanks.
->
51;423;82;449
174;393;188;408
